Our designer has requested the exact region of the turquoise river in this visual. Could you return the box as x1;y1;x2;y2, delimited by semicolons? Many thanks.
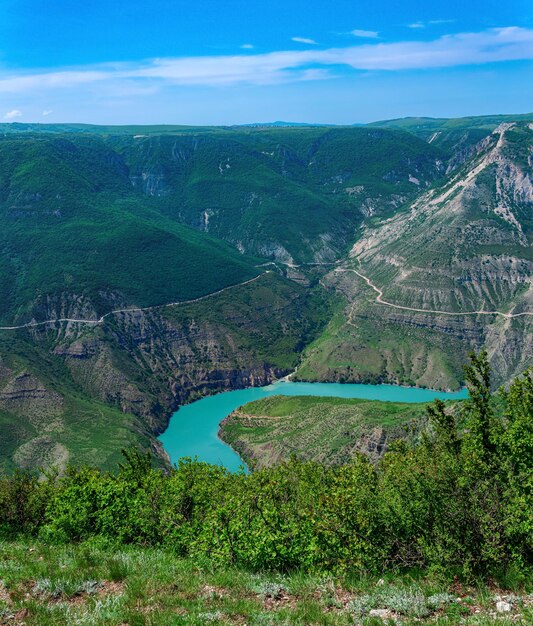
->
159;380;469;471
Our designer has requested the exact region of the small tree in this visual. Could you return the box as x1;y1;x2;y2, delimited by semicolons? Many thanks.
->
118;447;153;486
463;350;499;469
426;398;460;455
499;368;533;564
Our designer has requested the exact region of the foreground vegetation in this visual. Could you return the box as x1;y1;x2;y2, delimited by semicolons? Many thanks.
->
0;354;531;622
0;540;531;625
1;353;530;574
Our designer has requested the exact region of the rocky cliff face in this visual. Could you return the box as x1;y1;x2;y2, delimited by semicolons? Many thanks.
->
0;362;69;471
350;123;532;304
298;123;533;389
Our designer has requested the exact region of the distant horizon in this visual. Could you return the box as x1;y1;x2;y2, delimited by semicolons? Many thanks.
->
1;109;533;129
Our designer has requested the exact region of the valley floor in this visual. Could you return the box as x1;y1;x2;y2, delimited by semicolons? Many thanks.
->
0;541;531;625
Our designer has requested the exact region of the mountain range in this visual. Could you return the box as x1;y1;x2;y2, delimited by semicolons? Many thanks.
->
0;113;531;471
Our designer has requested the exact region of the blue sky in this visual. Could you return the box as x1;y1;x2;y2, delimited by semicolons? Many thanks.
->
0;0;532;124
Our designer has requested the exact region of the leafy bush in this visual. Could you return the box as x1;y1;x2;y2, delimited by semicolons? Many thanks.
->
0;468;54;536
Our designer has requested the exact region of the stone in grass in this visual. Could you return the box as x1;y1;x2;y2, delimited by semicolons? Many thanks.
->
496;601;512;613
369;609;392;618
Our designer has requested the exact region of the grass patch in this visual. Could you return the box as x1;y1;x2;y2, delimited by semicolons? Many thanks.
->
0;540;530;625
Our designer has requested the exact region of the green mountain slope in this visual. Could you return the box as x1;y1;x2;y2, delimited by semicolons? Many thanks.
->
369;113;533;137
0;135;260;325
108;126;443;263
369;113;533;169
1;125;445;269
299;122;533;389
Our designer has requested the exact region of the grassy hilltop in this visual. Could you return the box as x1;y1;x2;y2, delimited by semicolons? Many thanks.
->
220;395;430;469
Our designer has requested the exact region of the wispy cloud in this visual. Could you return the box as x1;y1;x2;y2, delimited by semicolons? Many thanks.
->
351;29;379;39
3;109;22;119
291;37;318;45
408;19;455;29
240;44;254;49
42;109;53;116
0;27;531;93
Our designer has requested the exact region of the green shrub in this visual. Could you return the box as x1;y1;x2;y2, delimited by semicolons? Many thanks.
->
0;468;53;537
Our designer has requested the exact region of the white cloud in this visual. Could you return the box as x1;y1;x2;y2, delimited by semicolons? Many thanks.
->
0;27;531;93
42;109;53;116
0;70;109;93
240;44;254;49
291;37;318;45
351;29;379;39
3;109;22;119
409;19;455;29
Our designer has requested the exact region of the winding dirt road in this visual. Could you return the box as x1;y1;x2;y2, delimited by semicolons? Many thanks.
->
0;273;266;331
336;268;533;320
1;263;531;332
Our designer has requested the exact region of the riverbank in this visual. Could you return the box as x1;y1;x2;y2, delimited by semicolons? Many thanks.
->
158;380;468;471
219;394;437;470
